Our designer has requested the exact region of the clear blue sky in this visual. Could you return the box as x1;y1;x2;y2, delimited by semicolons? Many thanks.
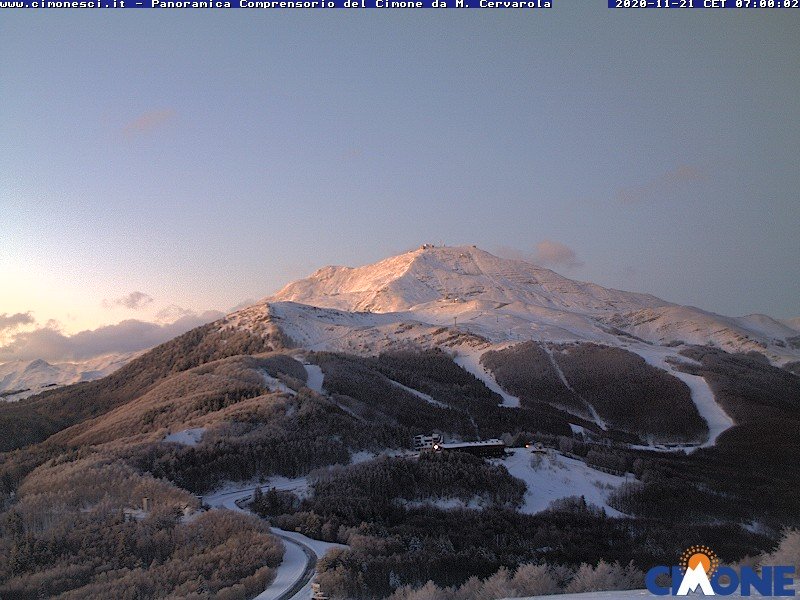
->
2;3;799;338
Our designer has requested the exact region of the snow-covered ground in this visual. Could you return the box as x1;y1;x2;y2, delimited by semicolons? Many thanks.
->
543;345;606;430
203;475;344;600
496;449;628;517
262;372;297;396
251;533;308;600
627;344;734;447
453;347;521;408
302;363;325;394
225;245;800;365
272;527;345;562
163;427;206;446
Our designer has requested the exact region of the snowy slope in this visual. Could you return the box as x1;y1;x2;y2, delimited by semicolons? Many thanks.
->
605;306;800;362
496;448;627;517
453;346;521;408
226;245;799;365
215;245;798;450
272;245;667;315
0;353;138;401
625;344;733;447
163;427;206;446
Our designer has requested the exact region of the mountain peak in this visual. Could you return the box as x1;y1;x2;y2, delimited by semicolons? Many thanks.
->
269;245;666;315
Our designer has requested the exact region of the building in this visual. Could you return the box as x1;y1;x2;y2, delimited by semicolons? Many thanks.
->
434;439;506;458
526;441;550;454
413;433;443;452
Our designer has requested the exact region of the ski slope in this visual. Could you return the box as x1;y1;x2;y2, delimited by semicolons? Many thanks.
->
497;448;627;516
453;347;521;408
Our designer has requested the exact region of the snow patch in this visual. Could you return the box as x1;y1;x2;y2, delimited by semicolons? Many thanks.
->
272;526;346;560
544;345;606;430
303;363;325;394
251;534;307;600
163;427;206;446
262;371;296;396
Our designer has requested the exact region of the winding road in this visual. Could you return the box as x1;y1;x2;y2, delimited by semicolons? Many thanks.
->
203;483;344;600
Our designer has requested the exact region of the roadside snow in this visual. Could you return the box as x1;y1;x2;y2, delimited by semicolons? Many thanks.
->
349;450;378;464
453;348;521;408
251;537;307;600
303;364;325;394
163;427;206;446
272;526;346;559
497;449;627;517
203;477;347;600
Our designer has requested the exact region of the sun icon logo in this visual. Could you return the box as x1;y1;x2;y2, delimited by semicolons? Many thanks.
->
680;545;720;577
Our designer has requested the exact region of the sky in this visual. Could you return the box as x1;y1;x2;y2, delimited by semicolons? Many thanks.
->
1;3;799;361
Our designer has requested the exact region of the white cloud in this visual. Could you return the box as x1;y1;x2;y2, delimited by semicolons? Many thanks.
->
0;311;224;362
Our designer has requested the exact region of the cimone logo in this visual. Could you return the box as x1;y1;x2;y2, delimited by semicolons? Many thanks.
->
645;545;795;596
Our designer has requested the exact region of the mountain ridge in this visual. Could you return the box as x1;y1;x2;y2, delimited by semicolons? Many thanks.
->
227;245;799;366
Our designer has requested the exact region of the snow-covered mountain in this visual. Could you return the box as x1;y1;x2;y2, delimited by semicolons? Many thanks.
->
226;245;800;366
0;353;139;401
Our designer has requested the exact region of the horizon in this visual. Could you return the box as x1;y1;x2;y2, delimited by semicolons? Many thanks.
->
1;242;798;365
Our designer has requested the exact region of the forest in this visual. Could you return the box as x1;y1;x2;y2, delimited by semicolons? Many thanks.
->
483;341;708;443
0;451;282;599
1;334;798;599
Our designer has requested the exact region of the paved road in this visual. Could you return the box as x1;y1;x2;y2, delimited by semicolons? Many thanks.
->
204;478;347;600
269;531;317;600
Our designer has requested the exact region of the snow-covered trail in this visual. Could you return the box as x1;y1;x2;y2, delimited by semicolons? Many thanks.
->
387;378;449;408
203;480;344;600
302;363;325;394
628;345;734;448
453;348;521;408
542;345;607;430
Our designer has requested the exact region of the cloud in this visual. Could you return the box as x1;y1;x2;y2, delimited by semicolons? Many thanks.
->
0;311;224;363
616;165;708;205
122;109;176;137
532;240;584;269
0;312;35;332
103;291;154;310
496;240;584;270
